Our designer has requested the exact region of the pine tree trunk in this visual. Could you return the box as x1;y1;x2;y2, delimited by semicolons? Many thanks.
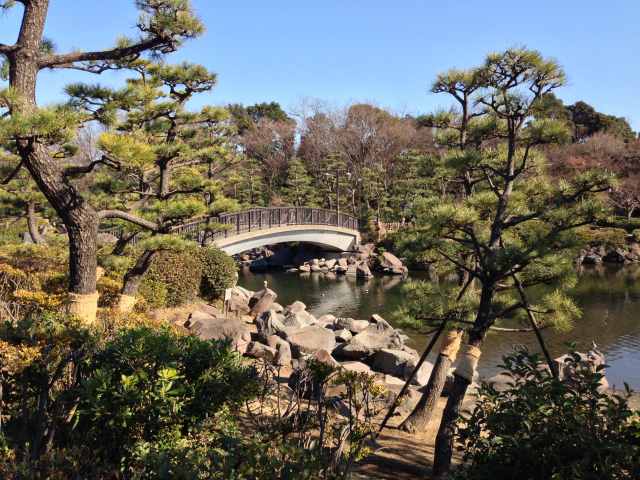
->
9;0;100;323
26;201;45;244
118;250;156;312
400;329;462;434
432;286;493;478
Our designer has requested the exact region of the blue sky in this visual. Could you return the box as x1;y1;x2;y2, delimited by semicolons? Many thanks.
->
2;1;639;130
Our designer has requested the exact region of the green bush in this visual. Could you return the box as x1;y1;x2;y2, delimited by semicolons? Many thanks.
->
75;326;255;469
140;249;202;308
198;246;237;301
454;349;640;480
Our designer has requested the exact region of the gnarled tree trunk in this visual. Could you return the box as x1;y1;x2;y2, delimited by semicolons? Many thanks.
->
9;0;100;323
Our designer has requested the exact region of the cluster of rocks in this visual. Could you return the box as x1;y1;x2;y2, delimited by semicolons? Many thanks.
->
296;244;408;277
187;284;434;390
579;243;640;265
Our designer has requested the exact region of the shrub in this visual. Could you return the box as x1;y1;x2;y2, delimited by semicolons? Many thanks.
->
198;246;237;301
140;249;202;308
454;349;640;480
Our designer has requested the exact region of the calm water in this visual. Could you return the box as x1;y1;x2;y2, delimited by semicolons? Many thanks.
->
238;266;640;389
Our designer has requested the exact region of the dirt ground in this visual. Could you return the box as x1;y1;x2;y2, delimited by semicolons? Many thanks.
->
353;396;473;479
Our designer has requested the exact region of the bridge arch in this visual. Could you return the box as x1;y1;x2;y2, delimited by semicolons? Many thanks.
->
172;207;361;255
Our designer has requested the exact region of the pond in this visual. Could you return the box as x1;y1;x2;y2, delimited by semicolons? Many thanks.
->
238;265;640;389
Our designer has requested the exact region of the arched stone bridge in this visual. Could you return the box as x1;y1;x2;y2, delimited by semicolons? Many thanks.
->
172;207;361;255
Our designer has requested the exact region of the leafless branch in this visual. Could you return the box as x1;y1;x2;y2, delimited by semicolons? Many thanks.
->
63;154;121;177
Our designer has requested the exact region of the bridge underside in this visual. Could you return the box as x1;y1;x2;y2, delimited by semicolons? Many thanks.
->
212;225;361;256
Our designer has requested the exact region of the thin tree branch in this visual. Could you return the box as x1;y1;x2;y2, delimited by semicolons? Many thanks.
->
63;154;121;177
0;43;16;54
98;210;159;231
1;160;24;184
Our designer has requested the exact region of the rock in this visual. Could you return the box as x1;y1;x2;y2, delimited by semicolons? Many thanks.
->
603;248;626;264
299;264;311;273
554;349;609;391
312;349;340;369
246;342;277;362
334;324;404;360
271;302;285;313
405;361;434;386
325;259;337;270
338;258;349;269
358;243;376;258
335;317;370;334
370;348;419;378
186;312;251;349
283;310;316;328
334;329;353;343
383;374;406;387
310;265;323;272
346;263;358;276
369;314;392;330
356;262;374;278
317;314;337;328
286;301;307;314
283;326;337;358
250;288;277;317
341;361;373;375
582;254;602;265
378;251;408;275
486;371;516;392
256;310;286;342
266;335;292;367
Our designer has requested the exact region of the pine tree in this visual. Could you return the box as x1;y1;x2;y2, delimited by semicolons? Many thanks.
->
282;157;319;207
391;48;615;478
0;0;205;323
66;61;238;312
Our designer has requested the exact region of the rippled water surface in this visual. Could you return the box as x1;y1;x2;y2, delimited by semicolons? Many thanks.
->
238;266;640;389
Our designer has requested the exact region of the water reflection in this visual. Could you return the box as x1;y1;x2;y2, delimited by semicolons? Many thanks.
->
238;265;640;389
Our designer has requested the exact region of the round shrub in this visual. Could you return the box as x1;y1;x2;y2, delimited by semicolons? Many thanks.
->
198;247;237;301
140;250;202;308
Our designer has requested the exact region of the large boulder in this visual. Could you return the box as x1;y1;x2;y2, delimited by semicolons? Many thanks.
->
377;251;408;275
255;310;286;342
246;341;277;362
266;335;292;367
554;349;609;391
334;324;404;360
312;349;340;369
250;288;277;317
341;361;373;375
334;317;370;334
283;326;337;358
370;348;419;378
317;314;337;328
356;262;374;278
286;300;307;314
283;310;316;328
334;329;353;343
186;311;251;349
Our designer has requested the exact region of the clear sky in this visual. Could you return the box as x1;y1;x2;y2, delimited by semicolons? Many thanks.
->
2;0;639;130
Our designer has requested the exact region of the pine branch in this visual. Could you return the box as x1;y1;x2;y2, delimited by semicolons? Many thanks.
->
0;43;16;54
1;160;24;184
63;154;121;177
39;37;167;71
98;210;159;232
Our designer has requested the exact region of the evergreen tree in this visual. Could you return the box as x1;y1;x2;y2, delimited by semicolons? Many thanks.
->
67;61;238;312
394;48;614;477
0;0;205;323
282;157;319;207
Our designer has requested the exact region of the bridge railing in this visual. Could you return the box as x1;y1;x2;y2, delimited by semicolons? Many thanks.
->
171;207;359;245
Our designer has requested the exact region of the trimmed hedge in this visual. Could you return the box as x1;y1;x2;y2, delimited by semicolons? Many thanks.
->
198;247;237;301
140;250;202;308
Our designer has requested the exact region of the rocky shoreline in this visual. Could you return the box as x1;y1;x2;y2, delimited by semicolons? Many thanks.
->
172;283;610;400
